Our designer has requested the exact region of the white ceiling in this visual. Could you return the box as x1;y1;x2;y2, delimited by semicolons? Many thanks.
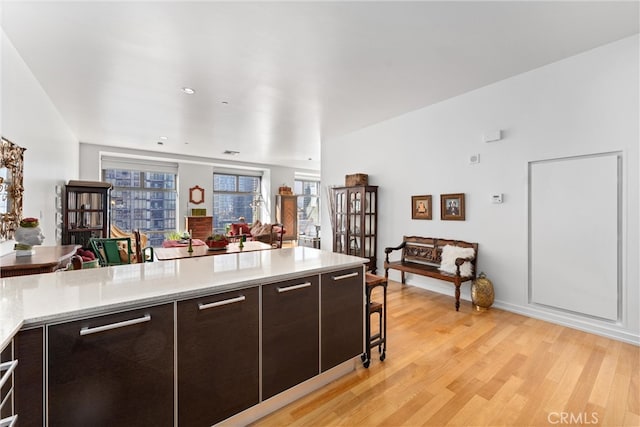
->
2;1;638;170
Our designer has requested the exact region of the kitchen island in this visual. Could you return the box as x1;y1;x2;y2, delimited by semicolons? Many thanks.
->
0;247;367;426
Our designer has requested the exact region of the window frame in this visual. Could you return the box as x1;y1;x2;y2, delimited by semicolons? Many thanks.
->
102;168;177;247
294;178;321;236
213;173;262;234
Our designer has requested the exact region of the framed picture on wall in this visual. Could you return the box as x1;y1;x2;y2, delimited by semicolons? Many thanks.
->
411;195;432;220
441;193;465;220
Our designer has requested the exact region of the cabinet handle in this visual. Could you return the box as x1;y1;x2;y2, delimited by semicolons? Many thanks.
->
199;295;246;310
0;360;18;390
332;272;359;281
0;415;18;427
277;282;312;293
80;314;151;336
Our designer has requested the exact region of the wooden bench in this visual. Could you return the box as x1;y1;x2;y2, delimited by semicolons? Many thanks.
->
384;236;479;311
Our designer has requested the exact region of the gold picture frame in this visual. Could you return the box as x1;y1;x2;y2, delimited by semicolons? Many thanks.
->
441;193;465;221
1;137;26;240
411;195;432;220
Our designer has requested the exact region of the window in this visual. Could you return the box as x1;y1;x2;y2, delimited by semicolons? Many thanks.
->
213;173;261;234
294;179;321;236
103;169;177;247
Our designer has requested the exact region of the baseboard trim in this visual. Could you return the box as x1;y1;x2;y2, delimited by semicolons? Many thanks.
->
494;300;639;346
403;281;639;346
216;358;357;426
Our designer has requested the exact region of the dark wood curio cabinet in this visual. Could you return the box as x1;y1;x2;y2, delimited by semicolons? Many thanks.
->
331;185;378;273
275;194;298;241
62;180;112;247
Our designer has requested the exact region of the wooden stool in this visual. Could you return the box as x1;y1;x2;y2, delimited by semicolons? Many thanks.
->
362;273;387;368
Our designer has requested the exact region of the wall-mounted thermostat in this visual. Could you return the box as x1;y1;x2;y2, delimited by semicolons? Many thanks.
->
483;129;502;143
491;193;503;204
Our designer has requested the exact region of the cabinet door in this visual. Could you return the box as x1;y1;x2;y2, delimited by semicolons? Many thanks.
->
262;276;319;399
177;287;259;426
276;195;297;241
48;303;174;427
321;267;364;372
15;327;44;427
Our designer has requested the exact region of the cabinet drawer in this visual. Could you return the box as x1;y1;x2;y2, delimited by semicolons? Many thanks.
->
262;275;319;399
48;303;174;427
177;287;259;426
321;267;364;371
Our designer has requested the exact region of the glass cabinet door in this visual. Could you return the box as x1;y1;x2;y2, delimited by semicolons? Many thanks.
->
332;186;378;273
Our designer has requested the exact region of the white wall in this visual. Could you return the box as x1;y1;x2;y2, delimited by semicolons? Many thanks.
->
79;143;316;229
0;29;78;255
321;35;639;344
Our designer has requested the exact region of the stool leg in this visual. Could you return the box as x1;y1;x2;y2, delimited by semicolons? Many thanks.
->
362;289;372;368
381;282;387;361
378;309;383;353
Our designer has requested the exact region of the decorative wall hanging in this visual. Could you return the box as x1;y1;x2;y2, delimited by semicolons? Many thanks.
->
0;137;26;240
440;193;465;221
189;185;205;204
411;195;432;220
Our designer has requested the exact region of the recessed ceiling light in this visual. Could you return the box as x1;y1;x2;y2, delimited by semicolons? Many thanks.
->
221;101;229;105
159;136;168;140
223;150;240;156
182;87;195;95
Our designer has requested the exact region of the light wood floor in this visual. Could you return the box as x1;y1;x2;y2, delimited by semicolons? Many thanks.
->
252;280;639;427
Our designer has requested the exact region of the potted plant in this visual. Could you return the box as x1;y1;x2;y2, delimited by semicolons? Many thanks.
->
206;233;229;249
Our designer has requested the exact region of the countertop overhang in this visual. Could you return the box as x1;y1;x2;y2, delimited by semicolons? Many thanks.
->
1;247;367;349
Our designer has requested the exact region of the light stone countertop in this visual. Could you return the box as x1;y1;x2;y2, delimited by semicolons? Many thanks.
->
1;247;366;349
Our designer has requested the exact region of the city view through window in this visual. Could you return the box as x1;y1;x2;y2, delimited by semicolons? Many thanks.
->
295;179;320;236
103;169;318;246
213;173;261;234
103;169;177;247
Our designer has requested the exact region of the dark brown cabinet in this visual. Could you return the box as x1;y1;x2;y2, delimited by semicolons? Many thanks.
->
184;216;213;241
331;186;378;273
47;303;174;427
177;287;259;426
63;180;112;247
320;267;364;372
9;265;365;426
14;327;45;427
275;195;298;241
262;275;319;399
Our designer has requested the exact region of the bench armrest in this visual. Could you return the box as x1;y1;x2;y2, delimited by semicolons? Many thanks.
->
384;242;406;254
384;242;406;263
454;255;476;277
454;255;474;266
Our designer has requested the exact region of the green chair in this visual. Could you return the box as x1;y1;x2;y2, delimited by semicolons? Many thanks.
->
89;237;134;266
